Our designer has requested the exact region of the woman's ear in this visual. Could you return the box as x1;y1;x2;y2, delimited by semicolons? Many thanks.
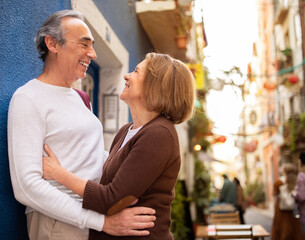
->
44;35;58;53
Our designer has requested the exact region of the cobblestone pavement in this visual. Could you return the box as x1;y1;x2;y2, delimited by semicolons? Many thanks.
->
244;206;274;240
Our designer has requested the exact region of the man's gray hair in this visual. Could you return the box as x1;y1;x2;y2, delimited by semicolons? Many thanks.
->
34;10;84;62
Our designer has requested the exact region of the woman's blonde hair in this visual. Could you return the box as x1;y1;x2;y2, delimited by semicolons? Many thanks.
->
143;52;196;124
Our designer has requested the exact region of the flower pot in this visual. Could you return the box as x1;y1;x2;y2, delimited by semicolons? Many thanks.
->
175;35;187;49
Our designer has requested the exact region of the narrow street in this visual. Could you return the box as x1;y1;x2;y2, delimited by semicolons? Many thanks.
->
244;206;274;240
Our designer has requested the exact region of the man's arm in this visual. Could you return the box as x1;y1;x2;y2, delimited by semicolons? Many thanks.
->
7;92;105;230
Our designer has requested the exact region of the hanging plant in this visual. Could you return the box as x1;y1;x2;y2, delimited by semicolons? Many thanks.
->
263;81;277;91
216;136;226;143
244;140;258;153
175;35;187;49
174;5;192;49
280;48;292;57
210;135;226;144
284;113;305;151
288;74;299;84
190;107;212;151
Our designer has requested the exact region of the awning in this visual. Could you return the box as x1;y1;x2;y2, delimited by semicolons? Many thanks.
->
135;1;189;62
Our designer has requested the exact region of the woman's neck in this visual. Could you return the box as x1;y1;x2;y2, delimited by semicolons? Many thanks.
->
129;106;159;129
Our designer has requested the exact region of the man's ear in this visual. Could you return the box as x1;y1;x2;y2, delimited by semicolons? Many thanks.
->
45;35;58;53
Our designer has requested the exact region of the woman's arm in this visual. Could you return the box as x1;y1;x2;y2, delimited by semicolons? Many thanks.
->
82;124;177;215
43;144;139;213
43;144;87;197
42;125;130;197
44;123;177;216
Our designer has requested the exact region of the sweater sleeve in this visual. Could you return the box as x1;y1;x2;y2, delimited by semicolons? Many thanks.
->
7;92;104;231
83;124;175;214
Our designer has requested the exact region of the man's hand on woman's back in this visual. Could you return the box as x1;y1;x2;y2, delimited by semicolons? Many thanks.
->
103;207;156;236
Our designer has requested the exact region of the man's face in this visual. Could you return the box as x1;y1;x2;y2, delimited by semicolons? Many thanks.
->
56;17;96;83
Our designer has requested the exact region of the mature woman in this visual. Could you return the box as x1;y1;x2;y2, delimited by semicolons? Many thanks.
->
271;163;304;240
43;52;196;240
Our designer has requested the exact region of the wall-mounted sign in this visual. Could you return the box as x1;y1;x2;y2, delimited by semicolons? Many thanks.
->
103;94;118;133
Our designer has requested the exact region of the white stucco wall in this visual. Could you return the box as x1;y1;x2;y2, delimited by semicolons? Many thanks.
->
72;0;129;150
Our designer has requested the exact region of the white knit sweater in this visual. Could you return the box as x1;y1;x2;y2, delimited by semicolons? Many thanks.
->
7;79;108;231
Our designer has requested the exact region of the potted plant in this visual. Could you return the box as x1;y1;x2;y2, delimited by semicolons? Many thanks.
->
192;156;211;227
283;113;305;151
189;107;212;151
175;5;192;49
280;47;292;57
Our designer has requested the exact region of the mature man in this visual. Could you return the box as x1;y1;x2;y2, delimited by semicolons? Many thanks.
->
7;10;155;240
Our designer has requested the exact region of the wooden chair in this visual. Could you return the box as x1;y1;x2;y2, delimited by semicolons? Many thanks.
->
210;211;241;225
215;224;253;239
196;224;269;240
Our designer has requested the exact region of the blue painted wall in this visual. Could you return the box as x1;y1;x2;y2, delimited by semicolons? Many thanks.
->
0;1;71;239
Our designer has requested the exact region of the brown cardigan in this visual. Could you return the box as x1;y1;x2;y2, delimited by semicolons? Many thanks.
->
83;115;180;240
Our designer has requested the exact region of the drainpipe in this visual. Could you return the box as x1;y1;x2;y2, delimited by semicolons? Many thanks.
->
299;0;305;112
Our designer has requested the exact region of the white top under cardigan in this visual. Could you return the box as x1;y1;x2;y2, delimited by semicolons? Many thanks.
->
7;79;108;231
119;125;142;151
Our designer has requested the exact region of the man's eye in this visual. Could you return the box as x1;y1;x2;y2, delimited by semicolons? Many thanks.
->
80;43;88;48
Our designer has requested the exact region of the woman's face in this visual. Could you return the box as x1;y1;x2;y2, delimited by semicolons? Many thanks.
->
120;59;148;106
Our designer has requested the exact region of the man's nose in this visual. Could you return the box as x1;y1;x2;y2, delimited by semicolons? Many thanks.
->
124;73;131;80
87;46;97;60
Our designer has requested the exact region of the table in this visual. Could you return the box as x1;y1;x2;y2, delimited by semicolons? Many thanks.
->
196;224;270;240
